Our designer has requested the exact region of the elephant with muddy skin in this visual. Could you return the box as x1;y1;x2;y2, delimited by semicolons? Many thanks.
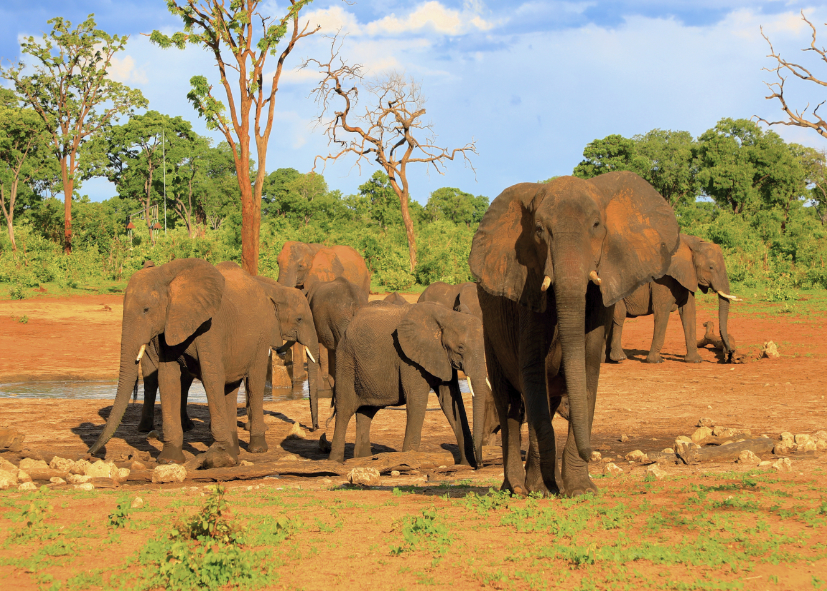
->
328;302;489;467
469;172;679;496
606;234;738;364
89;259;284;468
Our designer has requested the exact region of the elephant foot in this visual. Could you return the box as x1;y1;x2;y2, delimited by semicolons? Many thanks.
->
353;443;372;458
182;416;195;432
645;354;664;364
137;417;155;433
684;353;703;364
248;434;269;454
157;445;186;465
561;464;598;498
504;481;526;496
203;443;238;469
609;350;627;363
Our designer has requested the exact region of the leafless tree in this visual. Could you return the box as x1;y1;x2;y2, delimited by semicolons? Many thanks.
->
307;39;476;272
760;11;827;140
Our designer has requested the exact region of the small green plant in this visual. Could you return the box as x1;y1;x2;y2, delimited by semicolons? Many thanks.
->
9;284;25;300
18;315;28;323
390;507;452;556
9;488;56;543
458;488;512;514
108;498;131;529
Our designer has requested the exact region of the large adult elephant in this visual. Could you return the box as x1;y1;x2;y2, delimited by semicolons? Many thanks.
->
469;172;679;496
88;259;279;468
305;277;367;429
328;302;489;467
607;234;738;364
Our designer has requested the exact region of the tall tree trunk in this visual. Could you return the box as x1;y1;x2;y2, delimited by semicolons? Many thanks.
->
239;163;260;276
60;156;73;254
0;186;16;251
399;189;417;272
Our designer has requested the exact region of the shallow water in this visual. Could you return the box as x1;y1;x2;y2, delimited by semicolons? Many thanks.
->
0;378;471;401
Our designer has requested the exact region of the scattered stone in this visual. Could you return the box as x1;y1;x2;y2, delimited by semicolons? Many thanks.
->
691;427;713;443
713;426;751;438
590;451;602;463
604;463;624;476
646;464;667;480
286;422;306;440
19;458;48;472
129;450;152;462
814;430;827;442
390;470;401;477
661;448;675;454
0;427;24;450
18;482;37;491
799;440;817;453
278;454;299;462
773;442;793;455
318;433;332;453
697;417;714;428
779;432;794;444
736;450;761;465
816;439;827;452
152;464;186;484
131;461;147;471
0;457;17;474
625;450;648;463
67;474;91;484
794;434;812;445
49;477;66;485
17;470;31;483
147;430;161;440
0;470;18;489
131;497;144;509
74;482;95;491
759;461;772;468
772;458;792;473
761;341;780;359
71;459;90;475
347;467;381;486
620;434;630;442
117;468;131;480
49;456;75;472
85;460;117;479
239;460;254;467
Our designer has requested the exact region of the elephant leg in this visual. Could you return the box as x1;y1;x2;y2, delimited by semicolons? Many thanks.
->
180;372;195;432
201;361;236;468
608;299;627;362
224;381;242;458
320;345;330;389
291;342;306;398
329;358;356;463
482;392;499;447
401;384;430;452
647;285;674;364
679;292;702;363
138;369;158;432
157;362;185;465
246;350;269;453
525;373;564;496
436;381;475;466
354;406;379;458
486;350;525;494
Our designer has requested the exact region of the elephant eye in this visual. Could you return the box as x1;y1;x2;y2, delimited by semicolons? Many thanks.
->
593;220;600;228
535;224;543;235
143;307;149;313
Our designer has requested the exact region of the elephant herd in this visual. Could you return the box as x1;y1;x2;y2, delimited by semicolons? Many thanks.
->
88;171;738;496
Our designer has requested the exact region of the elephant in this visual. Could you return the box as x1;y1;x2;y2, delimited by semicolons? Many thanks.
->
607;234;738;364
305;277;368;425
469;172;680;496
88;259;282;468
383;292;410;306
277;242;371;399
328;301;490;467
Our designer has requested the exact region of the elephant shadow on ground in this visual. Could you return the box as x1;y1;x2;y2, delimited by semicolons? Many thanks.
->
618;348;685;363
280;438;397;461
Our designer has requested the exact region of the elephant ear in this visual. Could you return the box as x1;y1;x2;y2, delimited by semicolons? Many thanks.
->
164;259;225;346
306;248;345;285
666;235;699;293
589;172;680;307
469;183;549;313
396;302;453;382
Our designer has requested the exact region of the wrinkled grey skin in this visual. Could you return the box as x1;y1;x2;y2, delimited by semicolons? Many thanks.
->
305;277;367;426
329;302;489;467
383;292;410;306
470;173;680;496
276;241;325;292
608;234;735;364
89;259;280;468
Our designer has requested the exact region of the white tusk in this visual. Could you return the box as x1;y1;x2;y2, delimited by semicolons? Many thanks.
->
467;377;476;398
136;344;147;362
540;276;551;292
486;377;491;390
304;346;316;364
716;291;741;302
589;270;601;285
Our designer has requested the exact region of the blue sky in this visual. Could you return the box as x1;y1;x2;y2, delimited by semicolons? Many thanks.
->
1;1;825;204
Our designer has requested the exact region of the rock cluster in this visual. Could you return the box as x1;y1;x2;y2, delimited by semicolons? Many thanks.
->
773;431;826;455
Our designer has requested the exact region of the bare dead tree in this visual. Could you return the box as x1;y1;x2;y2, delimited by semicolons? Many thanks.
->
307;39;476;272
759;11;827;139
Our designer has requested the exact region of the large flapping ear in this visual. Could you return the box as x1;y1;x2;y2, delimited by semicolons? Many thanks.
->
666;235;699;293
396;302;453;382
588;171;680;306
306;248;345;285
163;259;225;346
469;183;549;313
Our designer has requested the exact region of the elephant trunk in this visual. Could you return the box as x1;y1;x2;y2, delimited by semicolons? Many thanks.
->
278;270;298;289
298;325;321;430
717;295;732;361
553;278;593;464
88;339;145;455
466;362;491;469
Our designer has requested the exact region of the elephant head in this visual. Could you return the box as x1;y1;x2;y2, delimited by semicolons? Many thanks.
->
276;241;323;289
671;234;737;360
469;172;679;462
455;282;483;321
396;302;491;465
89;258;225;455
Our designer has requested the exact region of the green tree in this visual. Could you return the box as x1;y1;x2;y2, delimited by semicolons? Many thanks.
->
0;92;55;250
199;142;244;231
166;133;211;238
150;0;319;275
423;187;488;227
795;146;827;225
632;129;699;206
694;118;805;215
1;15;147;253
573;134;647;179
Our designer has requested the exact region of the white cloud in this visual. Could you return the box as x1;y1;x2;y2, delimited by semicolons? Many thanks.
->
107;55;148;85
303;5;363;36
365;1;496;36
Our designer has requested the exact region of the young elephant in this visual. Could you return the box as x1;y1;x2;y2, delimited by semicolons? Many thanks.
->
607;234;738;364
328;302;490;466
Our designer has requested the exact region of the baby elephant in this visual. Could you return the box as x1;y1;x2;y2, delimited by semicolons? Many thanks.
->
328;302;491;466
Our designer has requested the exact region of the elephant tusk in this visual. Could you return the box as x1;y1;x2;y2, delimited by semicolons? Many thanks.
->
304;346;317;364
467;377;476;398
540;276;552;292
136;344;147;362
716;291;741;302
589;270;601;286
486;377;491;390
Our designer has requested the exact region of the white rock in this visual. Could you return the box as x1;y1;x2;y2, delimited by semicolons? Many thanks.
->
347;467;381;486
85;460;117;479
625;450;648;462
736;450;760;465
152;464;187;484
691;427;713;443
761;341;779;358
816;440;827;451
799;440;817;453
49;456;75;472
772;458;792;473
794;434;812;445
0;457;18;475
661;448;675;454
759;461;772;468
390;470;401;477
620;434;630;442
675;435;692;446
49;477;66;485
0;470;18;489
18;482;37;491
17;470;31;483
131;497;144;509
773;442;793;455
67;474;91;484
814;430;827;442
19;458;48;472
117;468;131;480
74;482;95;491
285;422;306;440
590;451;602;463
697;417;714;428
239;460;253;466
278;454;299;462
779;432;794;444
70;459;90;475
646;464;667;480
604;463;624;476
